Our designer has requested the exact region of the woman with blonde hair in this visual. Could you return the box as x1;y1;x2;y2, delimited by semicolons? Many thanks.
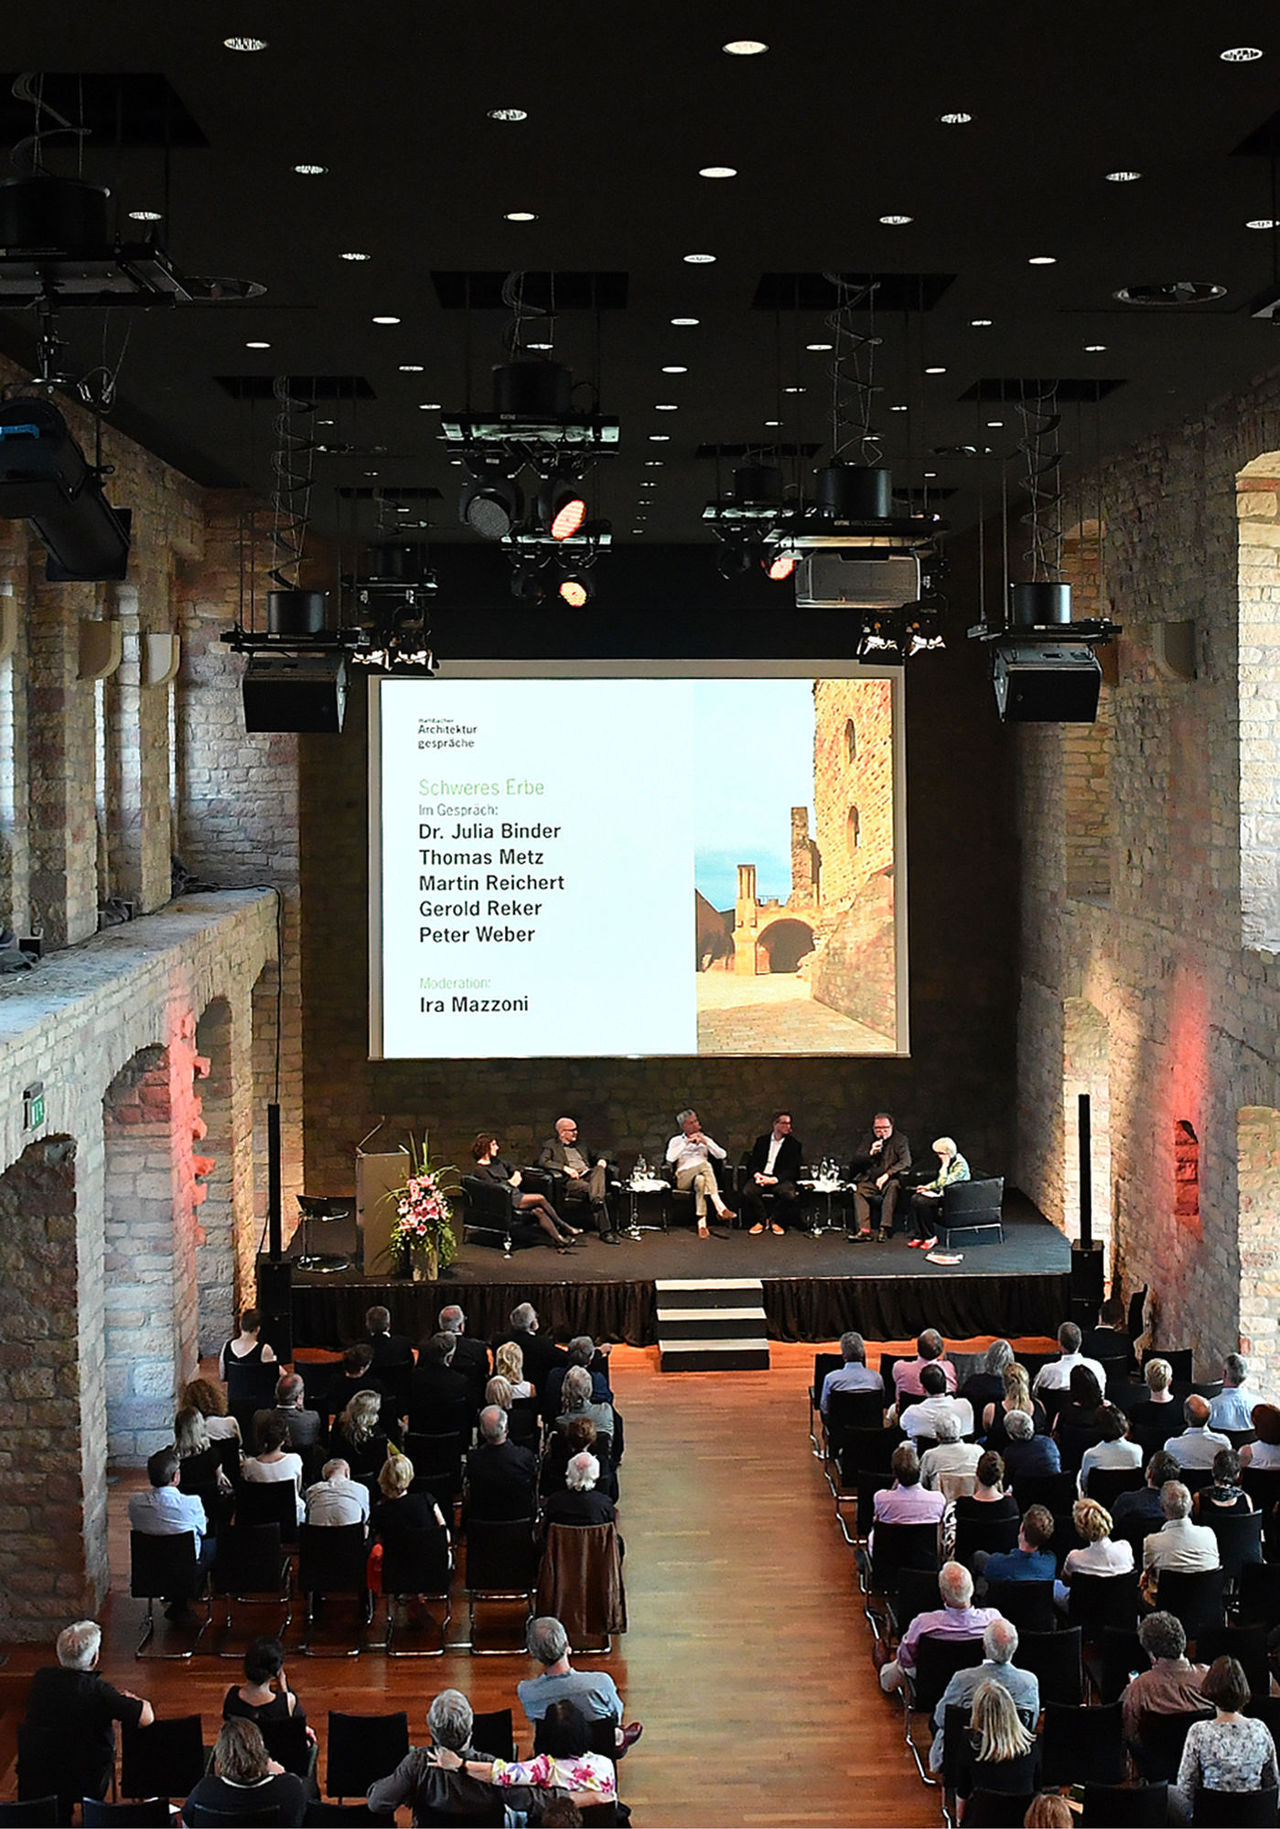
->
371;1452;448;1546
494;1340;533;1398
1127;1356;1179;1457
1055;1495;1132;1609
955;1680;1040;1815
330;1388;392;1485
983;1362;1048;1451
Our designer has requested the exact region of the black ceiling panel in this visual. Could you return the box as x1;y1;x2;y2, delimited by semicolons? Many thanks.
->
0;73;207;149
960;379;1127;404
430;272;629;311
214;376;376;401
752;274;956;312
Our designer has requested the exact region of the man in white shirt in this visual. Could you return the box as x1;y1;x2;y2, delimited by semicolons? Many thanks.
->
1208;1354;1260;1433
899;1363;975;1439
127;1446;214;1620
1031;1321;1107;1397
1163;1394;1232;1470
919;1413;983;1498
1141;1482;1220;1597
304;1458;370;1530
665;1109;735;1236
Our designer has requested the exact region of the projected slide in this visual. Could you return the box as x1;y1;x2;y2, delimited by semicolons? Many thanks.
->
370;667;904;1060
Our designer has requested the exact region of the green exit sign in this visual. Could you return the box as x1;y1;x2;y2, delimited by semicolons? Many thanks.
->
23;1082;44;1129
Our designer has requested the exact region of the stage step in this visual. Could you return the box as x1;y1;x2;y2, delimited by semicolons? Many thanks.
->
655;1278;770;1371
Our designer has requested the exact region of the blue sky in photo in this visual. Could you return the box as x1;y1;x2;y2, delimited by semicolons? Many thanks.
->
692;678;816;909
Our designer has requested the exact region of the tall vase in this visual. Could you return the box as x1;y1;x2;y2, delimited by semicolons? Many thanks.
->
411;1240;439;1283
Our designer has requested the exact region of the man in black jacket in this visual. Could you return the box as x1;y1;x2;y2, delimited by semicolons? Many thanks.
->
437;1302;491;1406
538;1116;620;1242
368;1689;538;1820
739;1110;804;1235
849;1111;912;1240
498;1301;568;1394
408;1333;472;1433
463;1406;538;1521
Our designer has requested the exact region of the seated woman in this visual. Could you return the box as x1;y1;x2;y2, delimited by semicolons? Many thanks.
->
1171;1654;1279;1823
906;1136;971;1249
175;1404;234;1525
1241;1402;1280;1469
471;1133;582;1253
541;1452;624;1562
953;1680;1040;1817
1078;1403;1143;1496
1127;1357;1180;1458
183;1719;307;1826
219;1306;276;1383
222;1635;314;1745
430;1699;617;1808
240;1416;305;1524
494;1339;534;1400
370;1451;448;1545
1054;1496;1133;1608
1053;1365;1106;1473
1195;1445;1254;1519
982;1363;1049;1452
960;1341;1015;1415
329;1389;393;1487
182;1377;242;1449
947;1450;1019;1557
542;1414;616;1502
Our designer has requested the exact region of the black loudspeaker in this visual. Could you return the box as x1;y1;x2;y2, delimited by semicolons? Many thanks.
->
256;1255;293;1363
242;652;347;733
1070;1240;1105;1314
992;644;1102;722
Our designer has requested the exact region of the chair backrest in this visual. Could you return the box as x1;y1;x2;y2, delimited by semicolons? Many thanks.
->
1068;1568;1141;1634
942;1177;1004;1221
1135;1707;1214;1782
83;1800;172;1825
381;1524;452;1597
1084;1464;1147;1509
892;1567;942;1636
129;1527;198;1598
1010;1471;1076;1515
1142;1347;1195;1383
303;1805;396;1826
298;1522;369;1594
1040;1699;1127;1786
811;1352;843;1402
910;1633;985;1714
1095;1625;1146;1704
465;1516;540;1592
258;1712;314;1779
1205;1509;1265;1582
461;1173;514;1220
120;1713;207;1801
234;1478;300;1542
843;1425;904;1481
1237;1558;1280;1628
1080;1782;1169;1828
1194;1623;1269;1698
325;1711;410;1800
1193;1787;1280;1828
825;1387;887;1444
18;1721;99;1809
1017;1625;1083;1705
954;1510;1021;1567
1155;1566;1226;1637
212;1522;286;1594
961;1791;1037;1829
184;1806;286;1827
869;1520;940;1592
470;1707;516;1761
0;1801;59;1827
983;1579;1057;1636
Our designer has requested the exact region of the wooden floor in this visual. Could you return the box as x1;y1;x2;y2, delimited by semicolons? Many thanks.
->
0;1335;1053;1828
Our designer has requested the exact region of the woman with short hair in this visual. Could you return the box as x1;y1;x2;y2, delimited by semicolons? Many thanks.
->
240;1416;304;1524
1171;1655;1279;1821
1242;1403;1280;1469
371;1451;448;1546
183;1718;307;1825
471;1134;582;1253
906;1136;971;1249
218;1307;276;1383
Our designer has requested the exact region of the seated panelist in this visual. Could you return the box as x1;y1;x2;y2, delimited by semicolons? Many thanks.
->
665;1108;736;1238
849;1111;912;1240
471;1132;582;1255
739;1110;803;1236
538;1116;620;1244
906;1136;971;1248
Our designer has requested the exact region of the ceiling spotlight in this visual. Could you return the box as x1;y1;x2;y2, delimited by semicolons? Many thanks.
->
1220;46;1264;62
1247;218;1280;230
671;316;700;326
538;473;588;540
488;107;528;121
1105;170;1142;182
525;341;554;351
128;209;163;222
341;251;371;261
765;552;796;581
557;567;594;607
806;341;834;351
510;557;546;602
889;404;908;412
683;253;716;263
717;537;752;578
699;165;738;178
648;433;671;442
784;385;806;394
971;318;994;327
987;420;1005;428
505;210;538;222
1084;343;1108;352
644;460;664;467
372;315;401;324
293;163;327;175
399;364;425;372
939;112;973;125
223;35;268;51
245;340;271;349
763;418;782;427
461;471;524;540
641;480;657;488
662;365;688;374
418;402;442;410
1029;255;1057;265
722;39;768;54
879;214;913;226
655;403;679;411
925;366;947;375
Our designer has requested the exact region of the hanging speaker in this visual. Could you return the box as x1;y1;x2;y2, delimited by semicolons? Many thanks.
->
242;652;347;732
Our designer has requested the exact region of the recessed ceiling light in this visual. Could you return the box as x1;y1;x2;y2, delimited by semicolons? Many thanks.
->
722;39;768;55
223;35;268;51
363;470;379;478
1247;218;1279;230
372;315;400;324
648;434;671;442
661;365;688;374
890;404;908;412
1084;344;1108;352
806;341;834;351
641;481;657;487
293;163;327;176
1221;46;1264;62
245;340;271;349
1105;170;1142;182
449;458;463;466
671;317;699;326
506;210;537;222
526;341;553;351
341;251;371;261
987;420;1004;428
1029;255;1057;265
128;209;163;222
879;214;913;226
683;252;716;263
784;385;806;394
924;471;938;479
631;528;644;535
418;402;442;410
699;165;738;179
764;418;782;427
644;460;664;467
925;366;947;375
488;107;528;121
939;111;973;125
317;418;335;426
655;403;679;410
970;318;994;327
399;363;425;372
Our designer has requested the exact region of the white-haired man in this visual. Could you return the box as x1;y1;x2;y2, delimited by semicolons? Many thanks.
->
876;1560;1001;1694
368;1689;540;1820
919;1412;983;1500
1140;1481;1220;1602
23;1620;154;1809
928;1618;1039;1774
665;1108;735;1237
438;1302;491;1403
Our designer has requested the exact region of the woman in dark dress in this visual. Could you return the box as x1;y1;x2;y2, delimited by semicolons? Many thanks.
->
1053;1365;1107;1473
472;1133;581;1252
184;1719;307;1826
1194;1445;1254;1520
370;1451;449;1544
222;1636;312;1739
328;1389;394;1486
982;1363;1050;1452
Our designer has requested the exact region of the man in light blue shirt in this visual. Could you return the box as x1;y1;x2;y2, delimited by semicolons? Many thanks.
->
517;1616;643;1754
127;1446;213;1620
1208;1354;1260;1432
820;1331;882;1414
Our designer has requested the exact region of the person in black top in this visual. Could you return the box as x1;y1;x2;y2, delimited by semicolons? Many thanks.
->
1053;1365;1107;1473
222;1636;313;1740
739;1110;805;1235
321;1343;386;1426
1083;1297;1140;1375
371;1452;449;1544
472;1132;582;1252
438;1302;491;1403
1110;1451;1183;1529
848;1112;913;1240
184;1719;307;1826
409;1332;473;1433
363;1304;415;1374
23;1619;154;1808
464;1405;538;1522
959;1341;1015;1416
498;1302;570;1394
541;1452;621;1538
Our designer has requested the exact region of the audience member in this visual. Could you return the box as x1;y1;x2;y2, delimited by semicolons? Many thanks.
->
542;1452;619;1535
1141;1481;1221;1601
952;1679;1040;1811
1023;1797;1074;1829
182;1376;242;1446
321;1342;385;1424
1112;1451;1183;1529
893;1329;958;1399
982;1363;1049;1451
1052;1364;1106;1472
1127;1358;1179;1455
959;1341;1014;1415
22;1619;153;1808
371;1451;448;1545
408;1332;472;1431
1119;1611;1209;1746
127;1444;215;1618
981;1505;1056;1583
870;1442;947;1547
183;1719;306;1825
517;1615;643;1753
500;1301;569;1391
921;1413;983;1499
329;1388;394;1485
1078;1403;1143;1495
253;1372;323;1458
464;1404;537;1521
877;1560;1000;1693
439;1302;492;1398
218;1306;277;1383
1208;1353;1259;1433
428;1699;618;1806
495;1339;534;1399
240;1417;305;1526
1000;1408;1061;1481
222;1635;314;1741
928;1617;1040;1776
1163;1394;1231;1469
1242;1403;1280;1469
1083;1296;1139;1374
1031;1321;1107;1396
555;1364;617;1449
1056;1497;1133;1606
545;1334;614;1416
1194;1446;1254;1520
174;1405;233;1518
363;1303;415;1374
949;1452;1019;1556
304;1458;370;1529
900;1363;975;1440
367;1689;540;1820
1171;1655;1278;1823
821;1330;882;1413
543;1415;617;1503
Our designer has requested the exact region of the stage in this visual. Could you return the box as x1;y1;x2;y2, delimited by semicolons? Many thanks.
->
289;1193;1071;1351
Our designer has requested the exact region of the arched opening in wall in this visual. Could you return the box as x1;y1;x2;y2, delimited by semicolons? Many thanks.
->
1237;456;1280;948
755;917;815;973
1062;997;1112;1263
844;718;857;764
846;805;861;859
1239;1107;1280;1393
102;1043;186;1466
195;997;235;1355
1061;520;1112;902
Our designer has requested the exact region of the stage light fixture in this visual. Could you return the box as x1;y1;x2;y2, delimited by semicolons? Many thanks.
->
0;398;130;580
510;556;548;602
717;536;752;580
538;472;588;540
460;468;523;539
765;551;796;581
557;567;594;607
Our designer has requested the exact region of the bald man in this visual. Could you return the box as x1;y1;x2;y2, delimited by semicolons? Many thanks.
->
539;1117;619;1242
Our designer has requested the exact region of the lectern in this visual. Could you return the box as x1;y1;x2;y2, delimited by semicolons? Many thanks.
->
357;1145;408;1275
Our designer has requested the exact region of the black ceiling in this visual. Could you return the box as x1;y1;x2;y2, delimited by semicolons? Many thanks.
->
2;3;1280;552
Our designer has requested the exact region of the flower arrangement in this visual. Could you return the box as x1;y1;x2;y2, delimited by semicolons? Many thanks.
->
386;1135;459;1274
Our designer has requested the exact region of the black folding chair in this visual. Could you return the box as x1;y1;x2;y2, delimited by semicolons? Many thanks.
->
1039;1700;1126;1786
953;1510;1020;1569
465;1516;540;1652
473;1708;517;1760
0;1801;59;1828
297;1522;373;1655
1193;1788;1279;1827
258;1714;317;1782
120;1713;207;1802
902;1635;986;1783
1067;1568;1141;1637
234;1478;301;1546
1155;1566;1226;1638
1195;1623;1269;1698
381;1524;453;1654
1017;1626;1084;1706
1239;1559;1280;1628
129;1530;211;1656
303;1806;396;1826
984;1579;1056;1635
324;1711;410;1801
82;1801;171;1825
823;1387;888;1464
185;1805;287;1827
1205;1510;1265;1589
1010;1471;1076;1516
1086;1624;1145;1704
212;1522;292;1650
1079;1783;1169;1827
1084;1464;1147;1509
809;1351;843;1448
1133;1707;1214;1782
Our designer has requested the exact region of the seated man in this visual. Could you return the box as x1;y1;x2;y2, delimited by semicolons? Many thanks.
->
363;1303;415;1375
665;1107;735;1237
321;1343;386;1425
438;1303;491;1409
1141;1480;1220;1603
1083;1296;1139;1375
253;1371;324;1458
23;1619;154;1810
1112;1451;1183;1529
870;1443;947;1553
368;1689;540;1820
127;1444;215;1620
304;1458;370;1529
1163;1395;1231;1470
877;1559;1000;1694
464;1405;537;1522
893;1329;959;1401
1120;1610;1209;1748
899;1363;975;1440
1001;1407;1062;1482
409;1332;472;1433
517;1615;643;1754
739;1110;804;1236
1208;1353;1260;1433
849;1110;912;1241
539;1116;620;1242
499;1301;569;1394
928;1618;1039;1775
1031;1321;1108;1398
820;1331;882;1414
980;1504;1056;1582
919;1413;983;1499
545;1335;614;1417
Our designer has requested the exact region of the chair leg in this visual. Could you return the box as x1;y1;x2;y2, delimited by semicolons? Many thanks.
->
135;1595;156;1657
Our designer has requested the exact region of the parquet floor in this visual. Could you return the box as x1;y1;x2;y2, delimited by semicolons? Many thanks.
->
0;1336;1052;1827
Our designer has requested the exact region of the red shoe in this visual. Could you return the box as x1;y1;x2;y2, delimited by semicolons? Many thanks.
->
619;1722;644;1750
907;1238;923;1248
922;1237;938;1251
